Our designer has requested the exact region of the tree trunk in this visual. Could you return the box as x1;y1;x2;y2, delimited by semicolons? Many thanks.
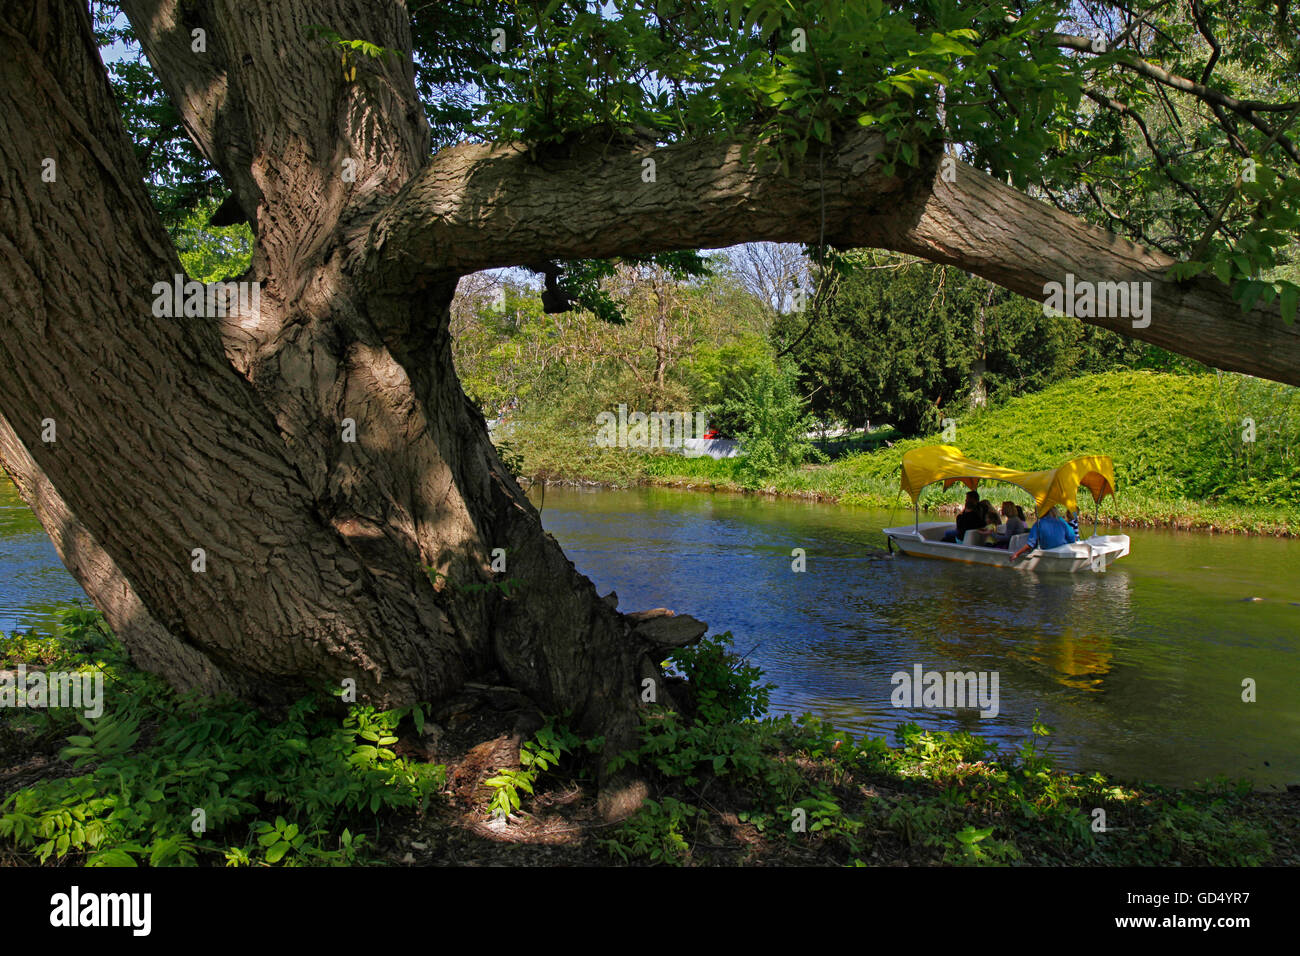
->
0;0;679;780
3;0;1299;806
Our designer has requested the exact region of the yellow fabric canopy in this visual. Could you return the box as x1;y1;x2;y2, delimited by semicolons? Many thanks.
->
899;445;1116;517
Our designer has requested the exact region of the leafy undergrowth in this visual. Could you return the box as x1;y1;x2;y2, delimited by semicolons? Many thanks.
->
1;612;1296;867
589;636;1293;867
0;608;443;866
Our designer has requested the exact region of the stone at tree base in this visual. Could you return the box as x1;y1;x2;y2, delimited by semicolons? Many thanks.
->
627;609;708;653
625;608;673;622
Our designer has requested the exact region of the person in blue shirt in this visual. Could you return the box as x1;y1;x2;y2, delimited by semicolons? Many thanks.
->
1012;505;1077;560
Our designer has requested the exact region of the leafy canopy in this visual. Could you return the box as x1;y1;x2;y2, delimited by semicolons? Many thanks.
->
98;1;1300;320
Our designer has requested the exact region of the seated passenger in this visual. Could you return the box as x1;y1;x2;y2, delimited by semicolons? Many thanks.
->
974;501;1002;546
1012;505;1077;559
1001;501;1028;537
990;501;1029;547
941;491;982;543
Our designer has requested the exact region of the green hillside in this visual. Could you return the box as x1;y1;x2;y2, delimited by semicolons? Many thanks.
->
641;371;1300;534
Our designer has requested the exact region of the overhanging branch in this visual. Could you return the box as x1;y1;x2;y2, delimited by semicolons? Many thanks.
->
865;158;1300;386
359;127;906;291
361;130;1300;386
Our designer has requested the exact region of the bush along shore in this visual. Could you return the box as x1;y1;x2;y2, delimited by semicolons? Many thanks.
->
506;371;1300;536
1;609;1296;867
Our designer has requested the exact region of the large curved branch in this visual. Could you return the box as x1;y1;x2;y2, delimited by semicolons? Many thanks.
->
359;129;907;292
865;158;1300;387
118;0;258;218
364;131;1300;386
123;0;432;264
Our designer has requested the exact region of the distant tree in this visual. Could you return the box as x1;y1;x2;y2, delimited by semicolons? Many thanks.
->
726;243;813;316
721;359;819;480
684;335;775;437
779;251;1155;435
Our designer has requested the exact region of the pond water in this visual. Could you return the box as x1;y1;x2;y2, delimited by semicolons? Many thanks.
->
3;477;1297;789
0;479;91;633
538;485;1300;790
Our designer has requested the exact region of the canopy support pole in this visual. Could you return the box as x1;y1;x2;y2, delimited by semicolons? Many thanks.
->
1092;497;1099;538
913;501;919;533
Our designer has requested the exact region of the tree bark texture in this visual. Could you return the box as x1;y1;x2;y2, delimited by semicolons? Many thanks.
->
1;0;1296;774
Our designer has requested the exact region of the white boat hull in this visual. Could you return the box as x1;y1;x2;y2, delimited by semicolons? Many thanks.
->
883;521;1130;572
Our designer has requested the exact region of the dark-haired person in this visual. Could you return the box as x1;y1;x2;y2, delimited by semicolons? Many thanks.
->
973;500;1002;546
942;490;983;543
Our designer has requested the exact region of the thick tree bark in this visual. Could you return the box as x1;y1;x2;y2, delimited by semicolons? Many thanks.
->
2;0;1298;811
1;1;470;711
374;137;1300;386
865;160;1300;388
0;1;669;779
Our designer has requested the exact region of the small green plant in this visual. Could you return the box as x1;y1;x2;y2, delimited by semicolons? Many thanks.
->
666;631;772;723
483;718;585;820
598;797;698;864
946;825;1022;865
426;568;524;597
792;793;865;853
60;711;141;768
251;817;307;865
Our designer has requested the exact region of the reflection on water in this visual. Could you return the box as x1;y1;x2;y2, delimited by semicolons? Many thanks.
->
2;476;1296;789
539;485;1300;790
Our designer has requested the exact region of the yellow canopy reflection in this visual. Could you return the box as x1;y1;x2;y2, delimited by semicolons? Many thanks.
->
900;445;1116;517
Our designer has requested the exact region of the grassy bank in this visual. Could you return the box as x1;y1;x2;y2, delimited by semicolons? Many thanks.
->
2;609;1296;866
509;371;1300;535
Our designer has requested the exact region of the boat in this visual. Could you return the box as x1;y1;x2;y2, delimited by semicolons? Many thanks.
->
881;445;1130;572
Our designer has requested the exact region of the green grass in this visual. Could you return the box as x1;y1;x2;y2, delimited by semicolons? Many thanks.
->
527;371;1300;534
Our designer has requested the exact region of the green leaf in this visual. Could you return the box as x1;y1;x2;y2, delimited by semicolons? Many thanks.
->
956;825;994;844
87;848;137;867
1213;257;1234;285
265;840;290;863
1280;284;1298;325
